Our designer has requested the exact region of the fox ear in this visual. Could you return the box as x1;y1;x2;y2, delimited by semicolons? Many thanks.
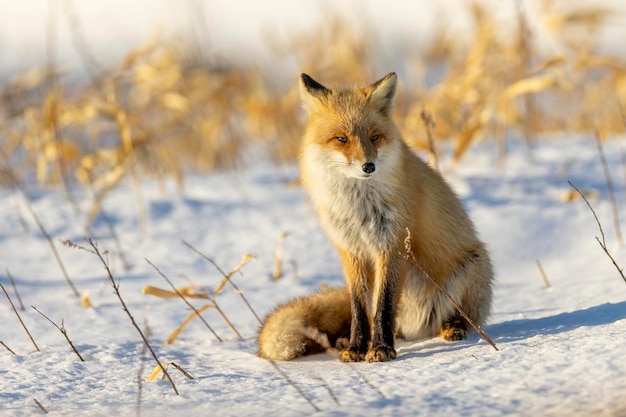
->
300;73;330;112
369;72;398;116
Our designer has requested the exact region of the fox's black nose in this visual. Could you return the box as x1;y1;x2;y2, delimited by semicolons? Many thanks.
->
362;162;376;174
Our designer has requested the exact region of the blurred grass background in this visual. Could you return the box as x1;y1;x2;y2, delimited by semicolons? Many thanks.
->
1;0;625;224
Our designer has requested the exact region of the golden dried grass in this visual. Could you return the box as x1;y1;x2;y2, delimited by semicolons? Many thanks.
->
143;253;255;344
1;2;625;221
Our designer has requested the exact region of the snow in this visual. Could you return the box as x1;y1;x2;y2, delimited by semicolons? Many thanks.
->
1;135;625;416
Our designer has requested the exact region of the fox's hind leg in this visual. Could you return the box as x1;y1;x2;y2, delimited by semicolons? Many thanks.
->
439;313;468;341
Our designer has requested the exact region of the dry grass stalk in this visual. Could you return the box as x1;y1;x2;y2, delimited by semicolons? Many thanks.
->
80;291;93;308
0;158;80;299
144;251;255;341
11;194;30;233
63;0;103;82
272;232;288;280
535;260;552;288
6;268;25;311
142;285;209;299
146;362;194;382
145;258;222;342
86;238;179;395
420;110;438;171
1;340;16;355
404;229;499;351
595;133;623;245
33;398;48;414
0;283;40;352
568;181;626;284
88;204;132;271
560;188;599;203
182;240;262;324
144;278;241;341
163;304;213;345
209;299;242;340
31;305;84;361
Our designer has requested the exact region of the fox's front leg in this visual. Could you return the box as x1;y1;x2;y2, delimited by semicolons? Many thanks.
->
337;249;372;363
366;251;404;363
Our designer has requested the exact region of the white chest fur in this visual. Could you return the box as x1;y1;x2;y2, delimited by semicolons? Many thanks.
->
309;172;401;255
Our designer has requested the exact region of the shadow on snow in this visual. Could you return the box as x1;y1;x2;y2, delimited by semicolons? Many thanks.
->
487;301;626;343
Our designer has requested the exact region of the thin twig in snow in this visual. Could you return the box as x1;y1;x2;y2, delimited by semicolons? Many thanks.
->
404;229;499;351
6;268;25;311
46;0;79;213
568;181;626;284
535;260;552;288
145;258;223;342
0;153;80;299
1;341;16;355
169;362;194;380
87;238;179;395
31;305;84;361
595;133;623;245
94;207;133;271
1;283;40;352
33;398;48;414
182;240;262;324
12;193;30;233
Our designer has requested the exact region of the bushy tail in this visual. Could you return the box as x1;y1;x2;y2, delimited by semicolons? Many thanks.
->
257;287;351;361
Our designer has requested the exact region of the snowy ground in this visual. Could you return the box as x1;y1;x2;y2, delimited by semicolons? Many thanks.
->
1;136;625;416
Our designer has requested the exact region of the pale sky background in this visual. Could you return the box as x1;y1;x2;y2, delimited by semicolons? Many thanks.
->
1;0;624;80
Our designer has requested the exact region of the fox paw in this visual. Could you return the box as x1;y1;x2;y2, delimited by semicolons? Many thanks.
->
335;337;350;350
365;346;397;363
338;348;366;363
439;317;468;341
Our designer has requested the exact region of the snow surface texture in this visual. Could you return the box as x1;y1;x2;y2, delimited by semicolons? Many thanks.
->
1;137;625;416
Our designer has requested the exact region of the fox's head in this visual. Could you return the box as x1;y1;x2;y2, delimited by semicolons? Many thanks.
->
299;73;400;180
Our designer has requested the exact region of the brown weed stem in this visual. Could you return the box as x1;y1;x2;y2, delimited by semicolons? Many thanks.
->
31;305;84;361
88;239;179;395
145;258;223;342
0;283;40;352
182;240;262;324
404;229;499;351
1;341;17;355
569;181;626;284
6;268;25;311
595;133;623;245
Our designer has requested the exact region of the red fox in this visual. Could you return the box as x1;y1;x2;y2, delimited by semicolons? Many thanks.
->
258;73;493;363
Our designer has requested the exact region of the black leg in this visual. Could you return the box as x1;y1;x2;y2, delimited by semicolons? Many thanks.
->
338;291;370;362
366;281;397;362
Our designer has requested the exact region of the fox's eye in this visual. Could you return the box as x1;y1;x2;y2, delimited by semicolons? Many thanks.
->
335;136;349;144
371;134;380;142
